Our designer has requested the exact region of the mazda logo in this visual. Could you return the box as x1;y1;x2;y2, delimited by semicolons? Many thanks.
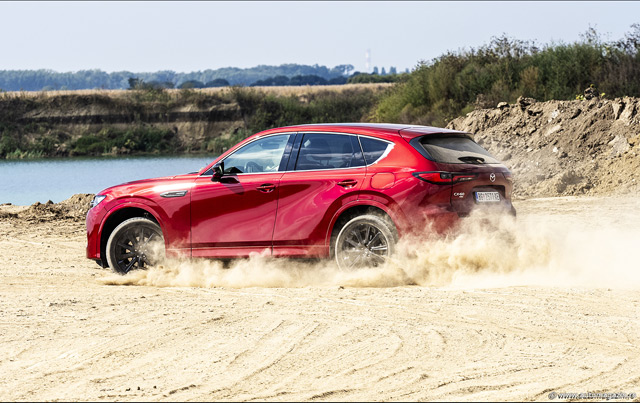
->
490;173;496;182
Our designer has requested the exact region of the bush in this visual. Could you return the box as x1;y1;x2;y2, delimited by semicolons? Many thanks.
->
70;126;179;156
128;86;172;104
230;87;380;133
347;73;404;84
0;133;19;157
205;78;230;87
375;25;640;126
206;128;253;154
178;80;205;89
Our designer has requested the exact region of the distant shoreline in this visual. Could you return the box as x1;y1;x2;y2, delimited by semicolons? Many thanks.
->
0;150;217;161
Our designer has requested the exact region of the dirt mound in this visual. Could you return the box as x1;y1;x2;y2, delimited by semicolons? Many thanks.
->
17;193;94;222
0;210;17;219
56;193;95;217
447;96;640;198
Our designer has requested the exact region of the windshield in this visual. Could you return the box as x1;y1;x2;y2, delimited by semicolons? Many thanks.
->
418;135;500;164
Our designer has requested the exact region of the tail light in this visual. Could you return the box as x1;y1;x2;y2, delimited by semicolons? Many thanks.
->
413;172;478;185
412;172;452;184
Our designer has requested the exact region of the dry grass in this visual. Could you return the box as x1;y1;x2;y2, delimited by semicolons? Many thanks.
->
0;83;394;100
239;83;394;96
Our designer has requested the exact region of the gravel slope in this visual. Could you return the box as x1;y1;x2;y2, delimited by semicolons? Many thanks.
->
448;97;640;198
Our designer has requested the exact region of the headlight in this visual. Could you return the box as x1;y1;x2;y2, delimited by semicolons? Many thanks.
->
90;195;107;209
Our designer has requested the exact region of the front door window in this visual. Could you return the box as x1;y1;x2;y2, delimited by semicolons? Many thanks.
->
223;135;291;174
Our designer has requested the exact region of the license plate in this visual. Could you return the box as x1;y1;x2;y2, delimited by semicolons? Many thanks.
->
475;191;501;202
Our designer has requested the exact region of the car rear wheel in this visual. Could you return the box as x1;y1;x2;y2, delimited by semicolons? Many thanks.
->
334;214;397;269
105;217;165;274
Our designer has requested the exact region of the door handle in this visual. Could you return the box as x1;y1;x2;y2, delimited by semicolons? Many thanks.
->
257;183;276;193
337;179;358;188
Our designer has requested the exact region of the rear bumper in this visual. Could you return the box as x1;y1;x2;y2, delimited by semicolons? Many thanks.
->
455;200;516;217
402;203;461;236
405;199;515;237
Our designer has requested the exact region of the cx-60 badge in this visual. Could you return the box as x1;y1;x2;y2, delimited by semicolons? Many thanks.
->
490;173;496;182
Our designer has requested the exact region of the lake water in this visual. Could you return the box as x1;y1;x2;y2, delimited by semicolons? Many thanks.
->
0;155;216;205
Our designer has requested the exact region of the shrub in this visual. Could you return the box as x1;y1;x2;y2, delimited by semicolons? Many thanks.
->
70;126;179;156
375;25;640;125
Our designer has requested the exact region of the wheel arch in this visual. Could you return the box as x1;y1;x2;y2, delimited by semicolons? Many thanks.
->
326;201;403;257
99;204;162;267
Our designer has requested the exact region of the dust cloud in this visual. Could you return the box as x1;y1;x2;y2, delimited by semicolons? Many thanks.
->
100;197;640;290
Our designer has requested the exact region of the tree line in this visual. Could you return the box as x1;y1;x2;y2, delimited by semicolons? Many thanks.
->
0;63;406;92
0;64;357;92
133;70;405;89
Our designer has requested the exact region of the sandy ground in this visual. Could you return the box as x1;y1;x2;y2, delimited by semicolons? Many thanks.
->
1;196;639;401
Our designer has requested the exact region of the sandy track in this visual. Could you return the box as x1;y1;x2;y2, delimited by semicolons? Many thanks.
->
0;197;639;401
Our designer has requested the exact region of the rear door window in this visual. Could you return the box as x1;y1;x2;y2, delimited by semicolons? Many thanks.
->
417;135;500;164
359;137;393;165
295;133;364;171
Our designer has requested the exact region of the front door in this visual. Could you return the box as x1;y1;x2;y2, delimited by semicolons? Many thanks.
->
190;133;293;258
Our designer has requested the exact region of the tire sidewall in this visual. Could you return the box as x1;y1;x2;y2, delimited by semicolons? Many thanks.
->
334;214;397;269
105;217;164;273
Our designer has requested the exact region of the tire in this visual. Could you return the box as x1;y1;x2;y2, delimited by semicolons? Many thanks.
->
105;217;165;274
334;214;397;269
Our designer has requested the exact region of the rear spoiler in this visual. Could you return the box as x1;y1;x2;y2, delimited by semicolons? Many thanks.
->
398;127;472;141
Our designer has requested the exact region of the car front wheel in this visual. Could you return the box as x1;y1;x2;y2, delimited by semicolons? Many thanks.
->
105;217;165;274
334;214;397;269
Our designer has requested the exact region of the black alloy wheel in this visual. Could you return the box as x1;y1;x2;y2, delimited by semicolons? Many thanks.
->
106;217;165;274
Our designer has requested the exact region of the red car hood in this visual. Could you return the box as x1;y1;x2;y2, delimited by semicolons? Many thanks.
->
99;173;200;198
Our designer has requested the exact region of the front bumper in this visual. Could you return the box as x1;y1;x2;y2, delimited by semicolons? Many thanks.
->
86;204;107;260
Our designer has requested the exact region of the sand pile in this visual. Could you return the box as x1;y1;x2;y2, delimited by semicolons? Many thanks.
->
447;96;640;198
9;193;95;222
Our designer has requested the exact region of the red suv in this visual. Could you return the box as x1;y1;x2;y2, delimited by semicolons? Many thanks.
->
86;123;514;273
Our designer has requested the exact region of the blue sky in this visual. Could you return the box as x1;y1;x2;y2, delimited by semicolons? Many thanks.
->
1;1;639;73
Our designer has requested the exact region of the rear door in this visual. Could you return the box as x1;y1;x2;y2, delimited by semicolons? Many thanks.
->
273;132;366;257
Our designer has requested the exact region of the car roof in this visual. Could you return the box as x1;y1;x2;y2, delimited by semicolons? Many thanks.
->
201;123;473;175
257;123;470;140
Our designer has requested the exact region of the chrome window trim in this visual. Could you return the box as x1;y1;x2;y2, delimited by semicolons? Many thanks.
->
285;165;366;174
207;165;367;176
199;131;396;176
294;131;395;145
357;135;395;166
293;132;394;172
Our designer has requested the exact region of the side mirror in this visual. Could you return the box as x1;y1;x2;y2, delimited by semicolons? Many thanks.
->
211;161;224;182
